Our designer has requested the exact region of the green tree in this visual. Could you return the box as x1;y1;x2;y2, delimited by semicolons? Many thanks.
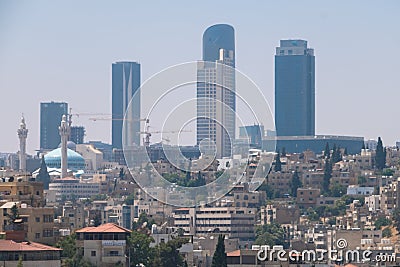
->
197;171;206;186
327;217;336;226
212;235;227;267
331;144;338;162
382;227;392;238
332;145;342;163
132;212;156;231
6;204;20;225
393;208;400;232
17;254;23;267
290;171;302;197
119;167;125;179
56;234;94;267
329;182;346;197
382;168;395;177
127;231;154;267
323;159;332;194
281;147;286;157
124;193;135;205
307;207;320;221
36;155;51;189
324;142;330;158
90;194;108;201
374;217;391;229
358;176;367;186
254;223;288;248
274;150;282;172
93;213;101;227
257;181;276;200
375;137;386;170
152;237;188;267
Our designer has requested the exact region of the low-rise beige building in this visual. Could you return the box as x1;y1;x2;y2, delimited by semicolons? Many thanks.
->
76;223;131;267
0;239;62;267
0;202;56;245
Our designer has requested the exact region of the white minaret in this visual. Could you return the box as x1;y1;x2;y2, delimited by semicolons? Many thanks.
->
59;114;70;178
17;115;28;172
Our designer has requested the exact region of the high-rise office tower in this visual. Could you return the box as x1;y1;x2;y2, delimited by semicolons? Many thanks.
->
275;40;315;136
197;24;235;158
40;101;68;150
70;126;85;144
112;62;141;149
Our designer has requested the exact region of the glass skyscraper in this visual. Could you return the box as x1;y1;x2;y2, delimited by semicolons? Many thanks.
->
112;61;141;149
197;24;236;158
275;40;315;137
40;101;68;150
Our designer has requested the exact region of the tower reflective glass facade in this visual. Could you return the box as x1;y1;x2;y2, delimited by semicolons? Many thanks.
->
197;24;235;158
112;62;141;149
40;101;68;150
275;40;315;136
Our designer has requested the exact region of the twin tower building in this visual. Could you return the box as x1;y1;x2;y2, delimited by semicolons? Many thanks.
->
111;24;316;157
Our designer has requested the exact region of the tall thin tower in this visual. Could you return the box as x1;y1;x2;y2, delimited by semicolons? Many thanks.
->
59;114;70;178
17;115;28;172
197;24;236;158
112;62;141;149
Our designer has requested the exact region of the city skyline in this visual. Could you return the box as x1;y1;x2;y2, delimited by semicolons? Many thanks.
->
1;1;399;154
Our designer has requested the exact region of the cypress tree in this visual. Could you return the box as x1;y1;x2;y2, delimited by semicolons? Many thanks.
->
332;144;338;163
281;147;286;157
212;235;227;267
324;143;330;159
323;158;332;194
332;145;342;163
290;170;302;197
37;155;51;189
274;150;282;172
376;137;385;170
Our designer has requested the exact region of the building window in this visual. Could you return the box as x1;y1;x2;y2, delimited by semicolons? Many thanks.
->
35;217;40;223
35;233;40;239
43;229;53;237
91;251;96;257
43;215;52;223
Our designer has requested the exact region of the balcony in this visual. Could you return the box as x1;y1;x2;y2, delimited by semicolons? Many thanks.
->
102;255;126;264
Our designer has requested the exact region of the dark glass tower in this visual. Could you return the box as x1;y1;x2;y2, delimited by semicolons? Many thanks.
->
197;24;236;158
40;101;68;149
112;62;141;149
275;40;315;136
70;126;85;144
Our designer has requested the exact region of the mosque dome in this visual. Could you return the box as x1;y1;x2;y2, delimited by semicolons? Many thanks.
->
44;147;85;171
58;141;77;151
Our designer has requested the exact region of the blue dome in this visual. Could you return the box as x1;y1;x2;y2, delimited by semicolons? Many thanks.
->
58;141;77;151
44;148;85;171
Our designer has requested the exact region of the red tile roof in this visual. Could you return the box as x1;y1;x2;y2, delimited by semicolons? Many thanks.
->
76;223;131;233
175;208;190;211
227;249;241;257
0;240;61;251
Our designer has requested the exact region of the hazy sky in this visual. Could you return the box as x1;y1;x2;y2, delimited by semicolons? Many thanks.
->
0;1;399;154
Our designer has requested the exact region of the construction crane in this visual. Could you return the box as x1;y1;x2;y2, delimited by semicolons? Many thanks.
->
139;127;192;147
67;108;111;126
89;117;149;123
